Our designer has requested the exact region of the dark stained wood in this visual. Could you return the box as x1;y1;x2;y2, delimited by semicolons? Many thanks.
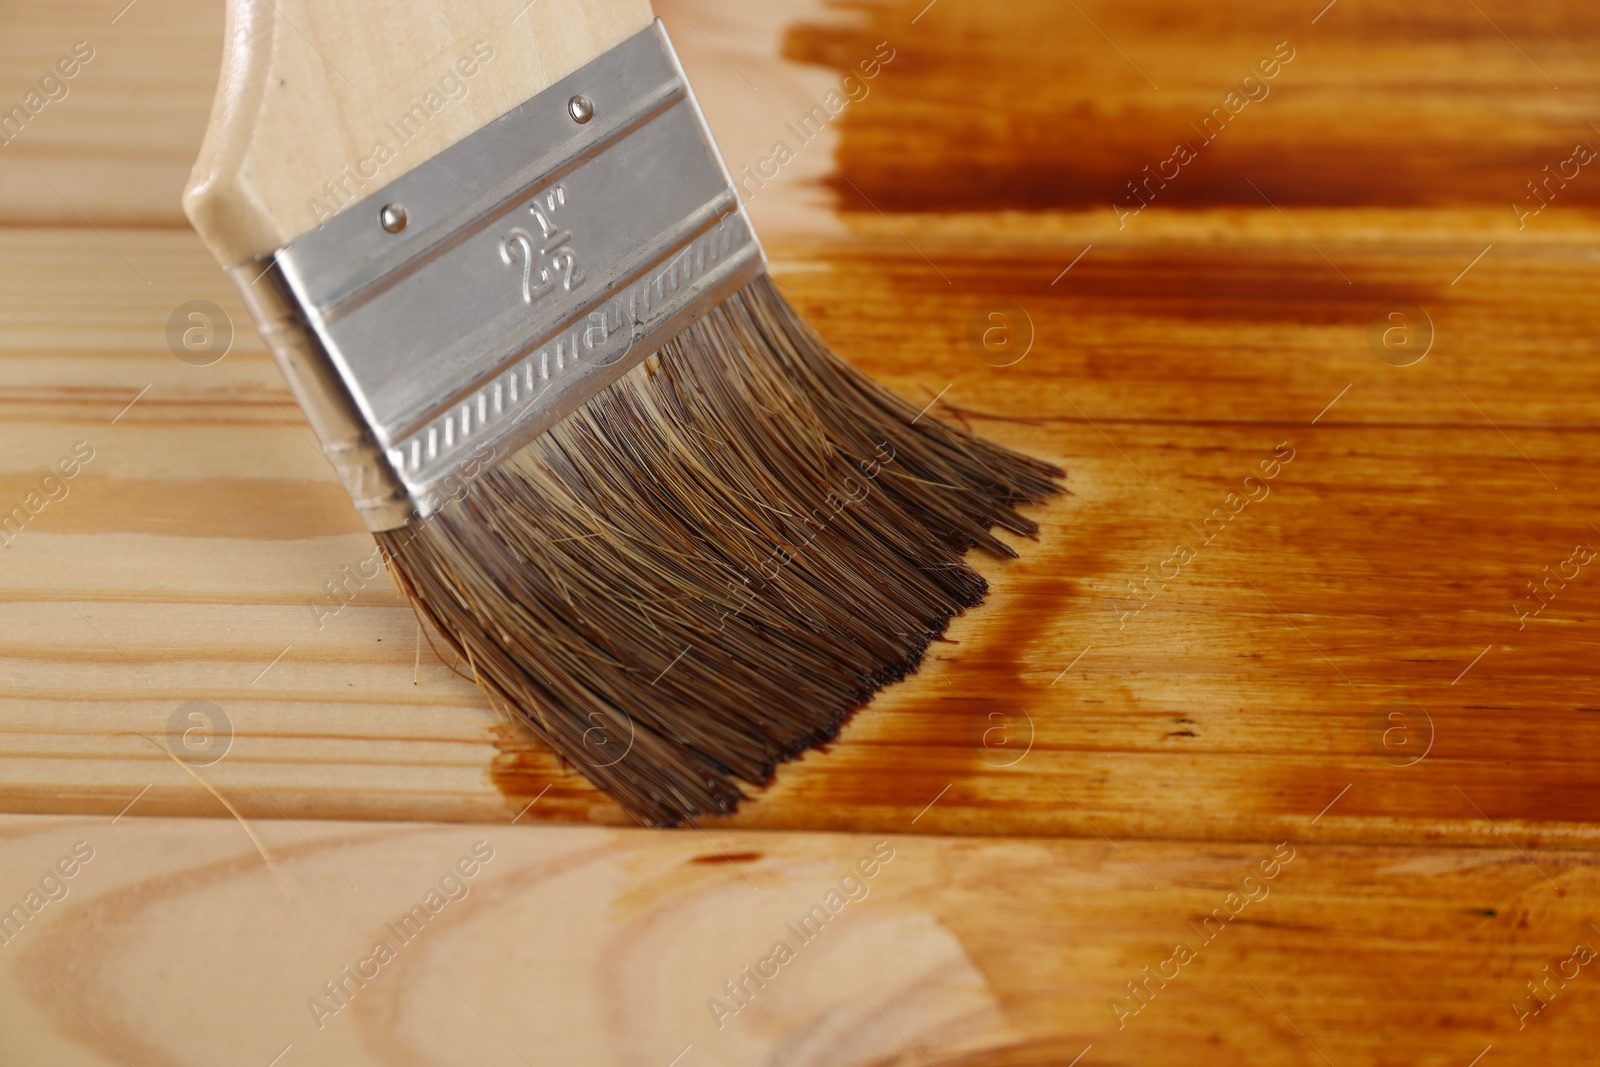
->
487;221;1600;845
789;0;1599;212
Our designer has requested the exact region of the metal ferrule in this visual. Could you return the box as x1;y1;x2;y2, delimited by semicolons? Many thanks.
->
230;21;766;531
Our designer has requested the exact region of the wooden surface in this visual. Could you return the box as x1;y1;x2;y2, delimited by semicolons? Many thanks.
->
5;0;1600;847
5;811;1600;1067
3;0;1599;1062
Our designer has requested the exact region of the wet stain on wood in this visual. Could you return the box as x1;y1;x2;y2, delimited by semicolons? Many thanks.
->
785;0;1600;213
490;0;1600;848
688;851;765;865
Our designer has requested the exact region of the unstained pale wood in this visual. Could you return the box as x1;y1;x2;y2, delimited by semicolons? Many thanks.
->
0;0;837;236
2;811;1596;1066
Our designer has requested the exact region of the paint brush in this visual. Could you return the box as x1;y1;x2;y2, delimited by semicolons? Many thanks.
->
183;0;1059;826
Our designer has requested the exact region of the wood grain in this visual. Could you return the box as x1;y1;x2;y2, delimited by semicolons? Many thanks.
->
3;811;1598;1066
3;216;1598;848
2;0;1598;849
3;1;1599;1061
0;0;220;229
788;0;1600;213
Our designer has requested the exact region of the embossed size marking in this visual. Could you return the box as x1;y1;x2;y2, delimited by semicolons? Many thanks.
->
499;185;583;304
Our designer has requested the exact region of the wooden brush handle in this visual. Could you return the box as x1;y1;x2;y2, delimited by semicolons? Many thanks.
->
183;0;654;266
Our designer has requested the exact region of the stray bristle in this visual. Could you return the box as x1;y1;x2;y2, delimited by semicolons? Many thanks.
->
378;274;1060;826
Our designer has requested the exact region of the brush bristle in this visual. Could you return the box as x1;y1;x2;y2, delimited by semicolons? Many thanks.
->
377;274;1060;826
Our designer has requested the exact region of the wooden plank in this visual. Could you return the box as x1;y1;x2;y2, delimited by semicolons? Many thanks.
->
1;217;1597;847
6;0;1598;230
791;0;1600;216
0;0;221;228
2;811;1596;1066
0;0;841;238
